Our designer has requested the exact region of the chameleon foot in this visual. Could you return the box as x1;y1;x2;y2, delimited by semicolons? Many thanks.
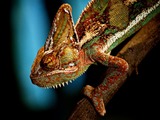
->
83;85;106;116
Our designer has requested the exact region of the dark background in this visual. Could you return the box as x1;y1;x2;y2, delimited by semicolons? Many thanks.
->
2;0;160;119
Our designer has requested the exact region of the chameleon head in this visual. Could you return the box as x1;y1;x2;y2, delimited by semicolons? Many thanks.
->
30;45;90;88
30;3;91;88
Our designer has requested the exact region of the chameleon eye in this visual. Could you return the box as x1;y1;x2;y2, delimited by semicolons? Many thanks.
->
40;53;58;70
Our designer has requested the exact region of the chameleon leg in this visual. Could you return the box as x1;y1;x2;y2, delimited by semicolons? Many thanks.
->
83;55;129;116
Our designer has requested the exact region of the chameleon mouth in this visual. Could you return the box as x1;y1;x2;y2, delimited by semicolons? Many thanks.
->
45;66;78;76
44;66;85;89
31;65;78;78
30;65;79;88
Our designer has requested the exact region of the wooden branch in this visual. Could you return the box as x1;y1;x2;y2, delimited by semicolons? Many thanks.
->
68;13;160;120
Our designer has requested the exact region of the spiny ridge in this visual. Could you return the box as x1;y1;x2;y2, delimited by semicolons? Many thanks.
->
50;80;74;89
55;69;88;89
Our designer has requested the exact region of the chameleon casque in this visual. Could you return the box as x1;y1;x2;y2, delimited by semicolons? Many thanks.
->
30;0;160;116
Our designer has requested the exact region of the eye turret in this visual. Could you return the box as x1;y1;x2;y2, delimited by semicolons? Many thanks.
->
40;53;58;71
40;46;79;71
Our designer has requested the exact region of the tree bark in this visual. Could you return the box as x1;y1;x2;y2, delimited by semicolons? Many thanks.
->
68;13;160;120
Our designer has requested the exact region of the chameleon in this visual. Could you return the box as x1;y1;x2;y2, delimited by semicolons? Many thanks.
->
30;0;160;116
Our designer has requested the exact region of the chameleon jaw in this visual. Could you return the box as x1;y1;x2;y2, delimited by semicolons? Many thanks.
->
30;65;79;88
45;66;79;88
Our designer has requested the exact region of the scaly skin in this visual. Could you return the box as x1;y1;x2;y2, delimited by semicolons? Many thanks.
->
30;0;160;116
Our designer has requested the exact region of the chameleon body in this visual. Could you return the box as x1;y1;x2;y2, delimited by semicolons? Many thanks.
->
30;0;160;116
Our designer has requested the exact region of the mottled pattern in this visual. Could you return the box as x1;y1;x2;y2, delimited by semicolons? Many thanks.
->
30;0;160;116
84;55;128;116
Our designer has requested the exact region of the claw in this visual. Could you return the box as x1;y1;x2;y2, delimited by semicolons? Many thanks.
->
92;96;106;116
83;85;94;99
83;85;106;116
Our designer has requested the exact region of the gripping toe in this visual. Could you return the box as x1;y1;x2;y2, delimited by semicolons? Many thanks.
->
83;85;106;116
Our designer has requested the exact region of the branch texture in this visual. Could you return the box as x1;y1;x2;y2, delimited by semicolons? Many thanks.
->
68;13;160;120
